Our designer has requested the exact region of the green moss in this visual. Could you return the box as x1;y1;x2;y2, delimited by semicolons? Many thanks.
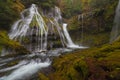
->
46;38;120;80
66;0;118;47
0;31;29;56
38;73;49;80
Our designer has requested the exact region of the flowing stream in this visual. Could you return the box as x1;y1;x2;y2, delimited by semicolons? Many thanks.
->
0;4;87;80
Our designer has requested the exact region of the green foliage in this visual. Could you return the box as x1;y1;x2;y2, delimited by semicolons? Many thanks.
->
89;0;117;9
68;0;117;32
0;0;24;30
58;0;82;18
65;0;118;47
21;0;56;9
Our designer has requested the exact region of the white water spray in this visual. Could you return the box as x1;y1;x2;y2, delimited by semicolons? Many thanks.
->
110;0;120;43
8;4;86;53
63;23;87;48
0;60;50;80
0;4;88;80
9;4;48;52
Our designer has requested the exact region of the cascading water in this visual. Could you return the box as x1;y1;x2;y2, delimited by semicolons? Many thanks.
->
78;14;84;44
9;4;48;52
110;0;120;43
63;23;86;48
63;23;77;47
0;4;87;80
8;4;86;53
0;59;51;80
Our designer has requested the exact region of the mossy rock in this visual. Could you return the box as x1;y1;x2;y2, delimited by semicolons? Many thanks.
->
38;73;49;80
47;38;120;80
0;31;29;56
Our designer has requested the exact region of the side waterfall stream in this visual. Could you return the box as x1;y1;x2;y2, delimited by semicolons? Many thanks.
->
0;4;87;80
110;0;120;43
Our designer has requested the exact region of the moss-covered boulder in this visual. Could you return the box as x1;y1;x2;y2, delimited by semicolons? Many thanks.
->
0;31;29;56
43;38;120;80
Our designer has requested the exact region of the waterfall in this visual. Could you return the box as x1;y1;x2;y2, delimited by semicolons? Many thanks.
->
78;14;84;44
63;23;87;48
53;6;67;47
9;4;48;52
63;23;75;47
81;14;84;44
110;0;120;43
8;4;86;52
0;4;88;80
